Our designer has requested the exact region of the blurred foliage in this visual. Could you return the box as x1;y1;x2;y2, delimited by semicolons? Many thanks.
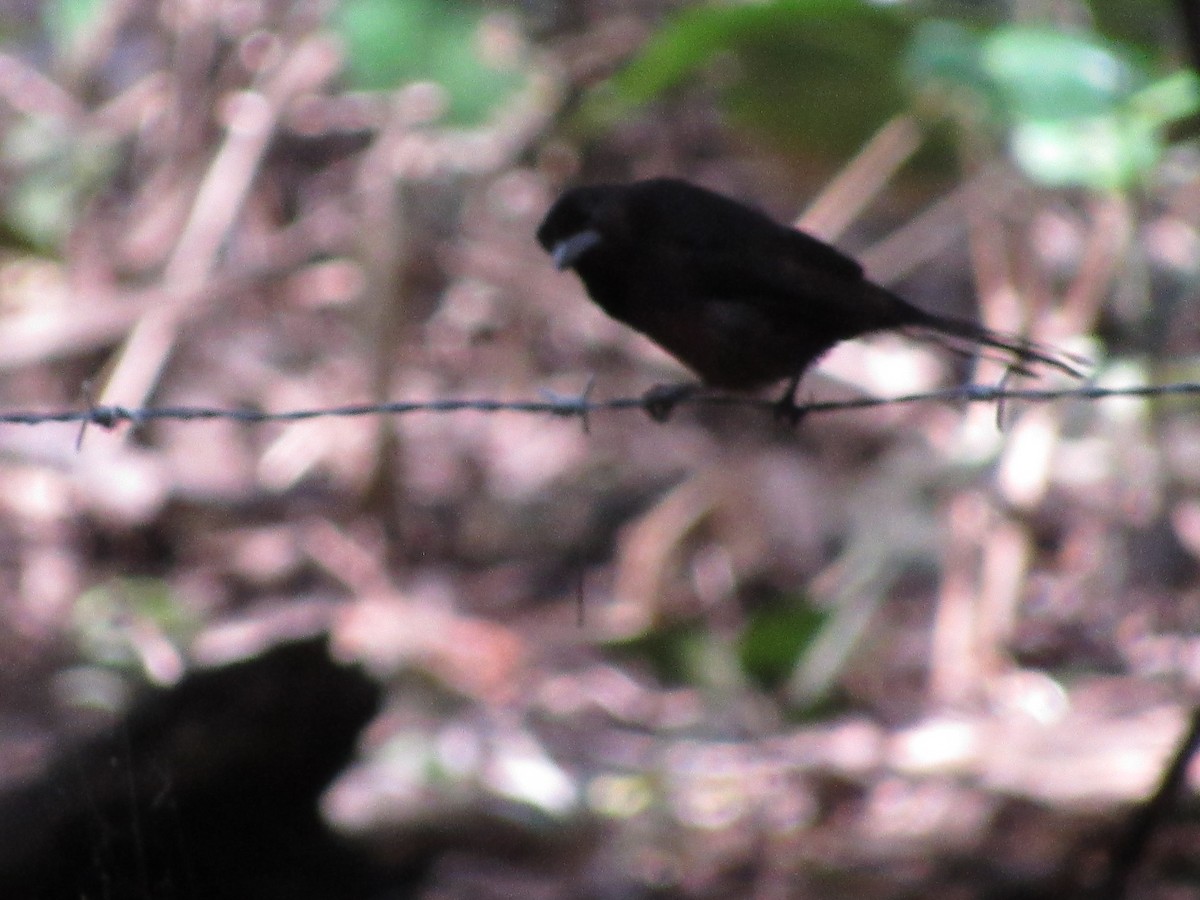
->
586;0;1198;188
43;0;106;54
1090;0;1179;49
0;0;115;250
72;576;198;671
3;0;534;248
2;118;115;251
1;0;1199;894
907;20;1199;188
601;598;830;704
331;0;527;125
738;601;828;692
587;0;909;160
605;623;718;688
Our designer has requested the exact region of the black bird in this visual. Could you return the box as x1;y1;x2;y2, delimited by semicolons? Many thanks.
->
537;178;1082;416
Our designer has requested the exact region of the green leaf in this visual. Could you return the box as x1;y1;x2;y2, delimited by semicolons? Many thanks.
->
906;20;1192;188
2;118;116;250
43;0;107;53
982;26;1145;120
1009;114;1161;189
904;19;995;116
7;172;77;248
1131;70;1200;128
738;603;827;690
331;0;525;125
335;0;435;91
590;0;911;160
72;577;196;669
604;623;716;687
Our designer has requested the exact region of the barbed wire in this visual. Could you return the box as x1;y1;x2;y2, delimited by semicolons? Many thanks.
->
1;379;1196;433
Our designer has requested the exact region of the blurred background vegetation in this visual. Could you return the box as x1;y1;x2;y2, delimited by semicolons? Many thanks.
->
1;0;1199;897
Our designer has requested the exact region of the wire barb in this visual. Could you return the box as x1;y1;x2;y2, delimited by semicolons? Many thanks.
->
539;375;597;433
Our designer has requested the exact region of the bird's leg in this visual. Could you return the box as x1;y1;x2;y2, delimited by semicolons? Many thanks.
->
772;374;807;426
641;382;699;423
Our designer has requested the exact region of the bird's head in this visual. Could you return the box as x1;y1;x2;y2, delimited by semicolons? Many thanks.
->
536;184;629;271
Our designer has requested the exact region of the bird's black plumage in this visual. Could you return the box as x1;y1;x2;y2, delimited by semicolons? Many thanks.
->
537;178;1081;397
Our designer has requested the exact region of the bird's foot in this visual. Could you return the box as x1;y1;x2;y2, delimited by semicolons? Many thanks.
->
772;377;807;427
641;382;699;422
773;396;808;427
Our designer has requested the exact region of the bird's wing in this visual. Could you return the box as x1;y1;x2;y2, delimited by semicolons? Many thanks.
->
631;179;865;288
672;229;870;313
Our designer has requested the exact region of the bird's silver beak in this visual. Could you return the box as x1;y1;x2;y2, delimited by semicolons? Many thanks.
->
551;229;603;270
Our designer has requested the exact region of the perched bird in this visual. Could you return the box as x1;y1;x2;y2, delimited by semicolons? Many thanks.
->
537;178;1082;416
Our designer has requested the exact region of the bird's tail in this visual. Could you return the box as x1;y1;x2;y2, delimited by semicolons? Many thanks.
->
903;309;1087;379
